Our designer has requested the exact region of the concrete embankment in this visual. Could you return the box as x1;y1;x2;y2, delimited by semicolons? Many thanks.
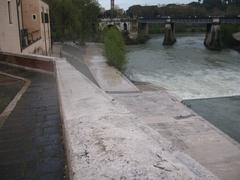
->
113;91;240;180
55;58;217;180
83;43;139;93
55;42;240;179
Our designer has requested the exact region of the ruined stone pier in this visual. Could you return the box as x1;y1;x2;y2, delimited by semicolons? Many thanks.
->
204;18;222;50
163;19;176;45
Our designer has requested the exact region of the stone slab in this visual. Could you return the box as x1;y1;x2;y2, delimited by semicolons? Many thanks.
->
0;64;66;180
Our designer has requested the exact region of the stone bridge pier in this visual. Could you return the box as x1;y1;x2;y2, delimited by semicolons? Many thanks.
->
139;23;149;35
204;19;222;50
163;20;176;45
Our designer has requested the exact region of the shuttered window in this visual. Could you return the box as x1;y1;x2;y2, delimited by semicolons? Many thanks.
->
8;1;13;24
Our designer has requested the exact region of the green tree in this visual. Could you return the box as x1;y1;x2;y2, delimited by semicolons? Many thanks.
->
73;0;100;44
45;0;100;43
104;27;127;71
126;5;143;17
203;0;223;9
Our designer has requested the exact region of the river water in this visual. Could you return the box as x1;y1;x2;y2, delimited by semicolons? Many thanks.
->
126;33;240;100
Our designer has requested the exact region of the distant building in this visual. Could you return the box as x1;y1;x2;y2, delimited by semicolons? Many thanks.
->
111;0;114;11
0;0;51;55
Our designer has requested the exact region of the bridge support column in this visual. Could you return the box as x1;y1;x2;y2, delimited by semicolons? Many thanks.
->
204;19;222;50
163;21;176;45
139;23;149;35
129;20;139;39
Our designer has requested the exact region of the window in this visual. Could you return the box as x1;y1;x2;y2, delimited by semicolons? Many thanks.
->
44;13;49;23
8;1;12;24
41;12;44;23
32;14;37;21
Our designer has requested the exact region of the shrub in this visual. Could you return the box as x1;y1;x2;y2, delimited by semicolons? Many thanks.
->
103;27;127;71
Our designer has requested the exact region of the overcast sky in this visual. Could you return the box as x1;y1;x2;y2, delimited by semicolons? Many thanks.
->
98;0;195;10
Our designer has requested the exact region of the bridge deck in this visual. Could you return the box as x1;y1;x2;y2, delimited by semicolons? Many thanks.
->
100;17;240;24
138;17;240;24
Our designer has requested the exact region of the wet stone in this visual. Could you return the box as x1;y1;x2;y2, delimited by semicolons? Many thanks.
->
0;64;68;180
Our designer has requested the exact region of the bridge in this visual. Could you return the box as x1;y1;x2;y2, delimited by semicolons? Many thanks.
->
138;17;240;24
100;17;240;50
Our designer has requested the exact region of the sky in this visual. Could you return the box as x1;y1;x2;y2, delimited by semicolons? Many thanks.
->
98;0;194;10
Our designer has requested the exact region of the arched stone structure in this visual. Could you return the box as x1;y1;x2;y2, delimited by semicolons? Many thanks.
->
139;23;149;35
99;19;131;32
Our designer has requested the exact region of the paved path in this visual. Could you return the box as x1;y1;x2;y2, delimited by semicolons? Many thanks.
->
0;74;23;113
113;91;240;180
0;64;67;180
84;43;139;93
61;44;99;86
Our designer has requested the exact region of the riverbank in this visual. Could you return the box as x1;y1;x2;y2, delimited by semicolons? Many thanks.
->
57;44;218;179
57;42;240;179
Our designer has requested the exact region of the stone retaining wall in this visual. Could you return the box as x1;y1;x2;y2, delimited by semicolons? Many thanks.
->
0;52;55;73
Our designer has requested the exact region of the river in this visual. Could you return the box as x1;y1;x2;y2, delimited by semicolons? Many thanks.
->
126;33;240;100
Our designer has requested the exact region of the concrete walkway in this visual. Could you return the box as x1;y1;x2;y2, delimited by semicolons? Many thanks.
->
56;58;217;180
54;42;240;179
113;91;240;180
61;44;99;86
0;64;67;180
83;43;139;93
0;73;24;113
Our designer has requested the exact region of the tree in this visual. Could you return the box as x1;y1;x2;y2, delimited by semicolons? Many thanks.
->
45;0;100;43
203;0;223;9
104;27;126;71
126;5;143;17
74;0;100;44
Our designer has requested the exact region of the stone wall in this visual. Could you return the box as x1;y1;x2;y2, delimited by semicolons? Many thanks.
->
0;0;51;55
21;0;41;38
0;0;21;53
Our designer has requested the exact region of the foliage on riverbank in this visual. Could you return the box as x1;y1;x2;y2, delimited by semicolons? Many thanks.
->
45;0;100;44
221;25;240;48
126;3;240;19
103;28;127;71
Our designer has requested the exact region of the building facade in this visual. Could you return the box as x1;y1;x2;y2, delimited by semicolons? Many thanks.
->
0;0;51;55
